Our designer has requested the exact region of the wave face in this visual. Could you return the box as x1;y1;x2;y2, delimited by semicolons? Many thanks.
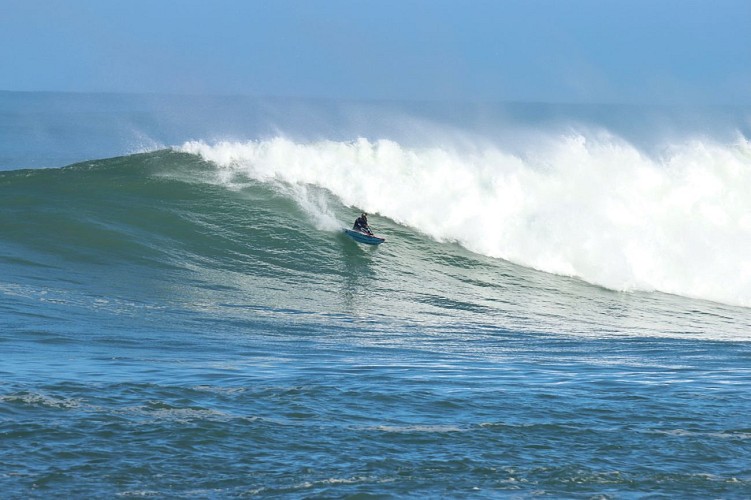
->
179;134;751;308
1;148;750;343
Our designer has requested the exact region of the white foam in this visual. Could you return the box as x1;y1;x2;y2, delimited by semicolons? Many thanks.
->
178;133;751;308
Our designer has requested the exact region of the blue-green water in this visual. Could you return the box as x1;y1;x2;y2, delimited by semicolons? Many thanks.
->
1;92;751;498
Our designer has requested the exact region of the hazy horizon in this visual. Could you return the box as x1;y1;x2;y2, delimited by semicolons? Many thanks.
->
2;1;750;105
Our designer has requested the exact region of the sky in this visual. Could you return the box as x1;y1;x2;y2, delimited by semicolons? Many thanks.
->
1;0;749;104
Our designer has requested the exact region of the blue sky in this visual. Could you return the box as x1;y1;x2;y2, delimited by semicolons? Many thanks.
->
1;0;749;104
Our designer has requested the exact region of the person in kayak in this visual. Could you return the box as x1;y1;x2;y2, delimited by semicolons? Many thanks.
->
353;212;373;235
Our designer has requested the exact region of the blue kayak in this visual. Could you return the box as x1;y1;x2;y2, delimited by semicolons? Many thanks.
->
343;228;385;245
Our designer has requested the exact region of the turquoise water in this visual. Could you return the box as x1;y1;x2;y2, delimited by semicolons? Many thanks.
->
1;93;751;498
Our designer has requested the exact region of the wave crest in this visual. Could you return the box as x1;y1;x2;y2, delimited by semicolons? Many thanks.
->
179;134;751;307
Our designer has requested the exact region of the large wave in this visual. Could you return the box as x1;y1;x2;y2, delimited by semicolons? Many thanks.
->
179;132;751;308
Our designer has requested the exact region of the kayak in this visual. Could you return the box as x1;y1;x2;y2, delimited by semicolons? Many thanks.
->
343;228;385;245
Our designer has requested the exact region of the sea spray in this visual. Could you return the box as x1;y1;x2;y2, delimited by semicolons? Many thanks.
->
179;134;751;307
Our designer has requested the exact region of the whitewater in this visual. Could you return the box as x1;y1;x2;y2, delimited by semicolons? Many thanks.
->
179;133;751;308
1;92;751;498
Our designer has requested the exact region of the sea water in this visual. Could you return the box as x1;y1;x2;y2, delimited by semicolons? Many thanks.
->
1;91;750;498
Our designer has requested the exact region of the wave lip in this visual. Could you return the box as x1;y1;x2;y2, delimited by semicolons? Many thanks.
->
179;134;751;308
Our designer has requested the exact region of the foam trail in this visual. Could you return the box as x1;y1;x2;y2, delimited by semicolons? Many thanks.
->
278;183;342;231
179;134;751;307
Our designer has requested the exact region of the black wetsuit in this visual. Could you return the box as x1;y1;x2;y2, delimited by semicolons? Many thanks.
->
353;216;372;235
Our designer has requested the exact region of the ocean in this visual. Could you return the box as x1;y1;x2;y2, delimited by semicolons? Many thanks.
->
1;91;750;498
